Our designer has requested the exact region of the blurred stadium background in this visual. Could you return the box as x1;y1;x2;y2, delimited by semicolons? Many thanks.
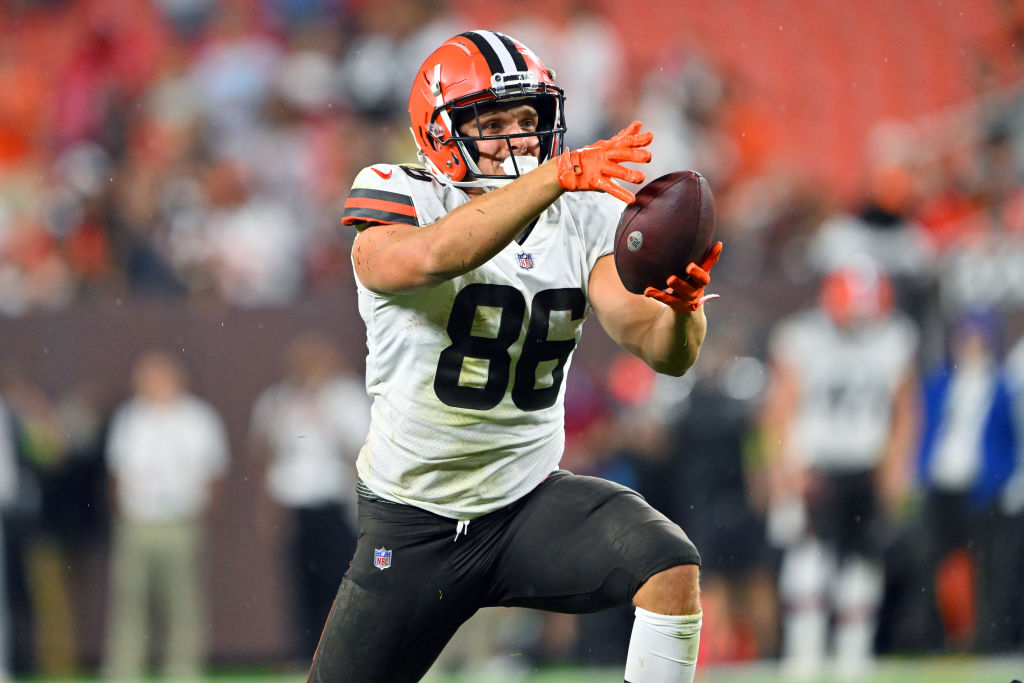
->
3;0;1024;680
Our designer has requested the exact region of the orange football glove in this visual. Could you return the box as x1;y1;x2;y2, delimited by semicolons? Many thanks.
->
556;121;653;204
644;241;724;312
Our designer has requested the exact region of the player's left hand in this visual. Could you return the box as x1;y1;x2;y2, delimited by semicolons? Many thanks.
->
644;241;723;312
556;121;652;204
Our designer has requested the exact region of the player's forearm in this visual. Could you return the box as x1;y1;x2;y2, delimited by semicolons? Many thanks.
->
422;161;564;283
877;374;919;510
638;306;707;376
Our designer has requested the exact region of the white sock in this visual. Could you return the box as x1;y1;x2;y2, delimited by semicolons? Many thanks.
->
781;609;827;681
834;618;876;681
624;607;702;683
831;557;881;681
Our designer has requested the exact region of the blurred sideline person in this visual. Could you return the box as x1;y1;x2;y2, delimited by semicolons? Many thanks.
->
658;345;778;662
761;260;919;681
249;331;370;660
994;328;1024;648
103;351;230;680
0;375;111;677
308;30;723;683
0;394;16;683
902;311;1017;652
4;378;74;676
0;370;75;676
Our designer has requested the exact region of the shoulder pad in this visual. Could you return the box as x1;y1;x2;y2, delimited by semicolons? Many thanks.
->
343;165;418;228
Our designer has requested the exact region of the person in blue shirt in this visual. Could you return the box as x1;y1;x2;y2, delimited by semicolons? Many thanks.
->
906;309;1017;652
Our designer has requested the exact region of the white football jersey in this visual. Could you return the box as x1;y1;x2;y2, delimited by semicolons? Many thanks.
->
342;163;624;519
769;309;918;471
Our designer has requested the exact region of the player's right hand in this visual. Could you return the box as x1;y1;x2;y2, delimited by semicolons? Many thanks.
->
556;121;652;204
644;241;723;312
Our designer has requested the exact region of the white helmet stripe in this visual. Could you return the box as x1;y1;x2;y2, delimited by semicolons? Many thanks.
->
460;30;525;75
477;31;519;73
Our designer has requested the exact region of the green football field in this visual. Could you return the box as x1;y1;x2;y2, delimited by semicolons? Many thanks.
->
18;655;1024;683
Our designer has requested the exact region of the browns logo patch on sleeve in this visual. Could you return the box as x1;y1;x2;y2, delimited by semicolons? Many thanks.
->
342;189;418;227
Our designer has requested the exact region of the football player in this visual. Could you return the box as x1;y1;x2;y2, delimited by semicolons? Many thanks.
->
760;260;919;680
308;30;723;682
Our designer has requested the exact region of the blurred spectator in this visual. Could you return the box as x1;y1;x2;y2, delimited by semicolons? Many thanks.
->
248;331;369;660
760;259;919;681
997;328;1024;649
25;380;112;674
102;351;229;680
4;379;77;676
500;1;626;148
106;121;192;298
653;345;778;664
154;0;216;42
0;33;48;168
183;160;306;306
188;2;284;162
605;332;779;666
926;124;1024;313
897;310;1017;653
633;49;738;188
809;162;936;320
0;371;85;676
337;0;463;124
0;393;16;683
0;0;1022;322
0;168;77;316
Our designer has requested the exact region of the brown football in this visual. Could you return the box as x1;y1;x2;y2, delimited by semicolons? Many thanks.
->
613;170;716;295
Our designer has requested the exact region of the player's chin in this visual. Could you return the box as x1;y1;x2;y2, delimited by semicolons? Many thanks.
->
475;159;505;176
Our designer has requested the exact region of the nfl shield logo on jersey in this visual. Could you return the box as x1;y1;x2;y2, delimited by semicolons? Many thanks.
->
516;251;535;270
373;547;392;571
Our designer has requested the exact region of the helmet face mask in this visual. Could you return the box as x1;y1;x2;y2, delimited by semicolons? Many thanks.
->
409;31;566;187
449;95;556;173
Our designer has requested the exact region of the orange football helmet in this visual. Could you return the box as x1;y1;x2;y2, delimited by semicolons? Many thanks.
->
820;259;893;327
408;30;565;186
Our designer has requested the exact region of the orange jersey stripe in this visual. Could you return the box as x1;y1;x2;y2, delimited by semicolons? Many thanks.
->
344;196;417;218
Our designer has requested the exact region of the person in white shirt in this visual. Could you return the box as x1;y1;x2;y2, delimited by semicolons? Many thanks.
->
249;331;370;659
103;350;229;681
761;260;919;681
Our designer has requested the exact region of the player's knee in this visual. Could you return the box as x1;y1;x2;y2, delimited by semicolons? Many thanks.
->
780;540;833;605
633;563;701;615
832;557;883;615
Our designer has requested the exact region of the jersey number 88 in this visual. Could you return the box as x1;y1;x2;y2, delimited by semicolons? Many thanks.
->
434;284;585;412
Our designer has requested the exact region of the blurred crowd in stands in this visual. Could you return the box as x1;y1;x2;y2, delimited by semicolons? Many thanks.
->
4;0;1024;679
2;0;1024;317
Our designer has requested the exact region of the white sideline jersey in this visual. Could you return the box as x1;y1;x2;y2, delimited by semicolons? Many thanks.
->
770;310;918;471
342;163;624;519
